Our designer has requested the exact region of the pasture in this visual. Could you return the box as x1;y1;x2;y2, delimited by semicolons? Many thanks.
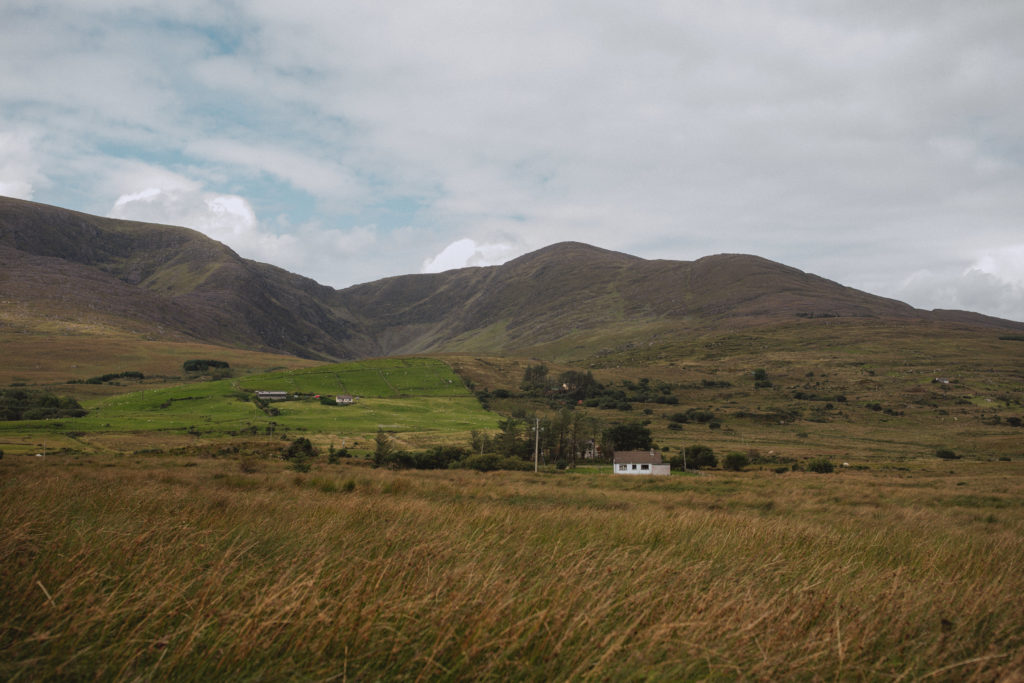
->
0;358;498;455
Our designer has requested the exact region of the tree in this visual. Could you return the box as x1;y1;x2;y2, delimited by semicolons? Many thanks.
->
373;429;395;467
496;417;527;458
283;437;317;472
521;363;550;394
671;444;716;470
283;437;316;460
723;452;750;471
604;422;653;452
557;370;601;402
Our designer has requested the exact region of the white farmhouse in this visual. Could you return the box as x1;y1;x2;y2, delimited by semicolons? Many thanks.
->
613;450;670;475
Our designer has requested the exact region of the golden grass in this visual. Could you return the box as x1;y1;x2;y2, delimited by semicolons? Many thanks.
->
0;330;318;391
2;455;1023;680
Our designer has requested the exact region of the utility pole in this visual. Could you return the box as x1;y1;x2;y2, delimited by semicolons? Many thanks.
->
682;444;687;471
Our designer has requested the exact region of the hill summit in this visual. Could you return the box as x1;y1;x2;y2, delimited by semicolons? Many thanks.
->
1;196;1020;360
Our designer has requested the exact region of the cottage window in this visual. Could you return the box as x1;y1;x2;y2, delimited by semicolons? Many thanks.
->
641;464;650;471
631;464;637;470
618;464;626;471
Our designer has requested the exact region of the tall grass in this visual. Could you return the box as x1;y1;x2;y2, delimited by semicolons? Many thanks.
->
2;456;1023;679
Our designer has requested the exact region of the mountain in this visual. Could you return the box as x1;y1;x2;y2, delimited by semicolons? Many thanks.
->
2;196;1021;360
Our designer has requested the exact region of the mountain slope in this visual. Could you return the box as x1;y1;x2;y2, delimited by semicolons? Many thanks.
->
2;196;1020;361
0;197;373;359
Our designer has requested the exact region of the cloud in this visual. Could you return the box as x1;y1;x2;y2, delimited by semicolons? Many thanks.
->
896;245;1024;322
422;238;518;273
3;2;1024;318
105;165;385;288
110;182;258;242
0;129;47;200
184;138;365;203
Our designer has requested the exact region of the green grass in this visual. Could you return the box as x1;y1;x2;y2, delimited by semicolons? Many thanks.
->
2;454;1023;679
0;358;497;453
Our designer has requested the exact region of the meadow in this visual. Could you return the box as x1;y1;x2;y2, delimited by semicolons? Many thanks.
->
3;452;1023;680
0;358;498;455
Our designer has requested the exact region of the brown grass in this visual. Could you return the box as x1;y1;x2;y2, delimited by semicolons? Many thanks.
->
2;455;1023;680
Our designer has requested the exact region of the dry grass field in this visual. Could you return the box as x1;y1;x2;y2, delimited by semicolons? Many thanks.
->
3;453;1023;680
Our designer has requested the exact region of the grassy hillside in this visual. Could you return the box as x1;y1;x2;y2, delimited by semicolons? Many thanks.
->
0;331;320;394
0;358;496;456
7;197;1020;363
3;454;1022;679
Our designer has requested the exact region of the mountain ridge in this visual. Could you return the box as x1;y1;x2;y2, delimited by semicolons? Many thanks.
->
2;195;1020;360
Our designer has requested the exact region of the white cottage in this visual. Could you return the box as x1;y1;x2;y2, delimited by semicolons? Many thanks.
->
613;450;671;475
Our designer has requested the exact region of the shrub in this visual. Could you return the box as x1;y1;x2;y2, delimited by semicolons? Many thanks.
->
455;454;532;472
183;359;230;373
936;448;960;460
806;458;834;473
723;452;750;471
288;459;311;473
239;457;262;474
680;444;716;470
284;437;317;460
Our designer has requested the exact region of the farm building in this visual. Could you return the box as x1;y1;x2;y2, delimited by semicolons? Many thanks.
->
613;450;670;475
255;391;288;401
335;394;356;405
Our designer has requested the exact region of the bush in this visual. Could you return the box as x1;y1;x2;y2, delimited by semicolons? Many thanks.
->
454;454;532;472
283;437;317;460
670;444;716;470
288;459;311;473
806;458;834;473
722;452;750;471
935;448;960;460
183;359;230;373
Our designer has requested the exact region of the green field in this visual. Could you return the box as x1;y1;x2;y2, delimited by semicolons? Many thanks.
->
0;358;498;454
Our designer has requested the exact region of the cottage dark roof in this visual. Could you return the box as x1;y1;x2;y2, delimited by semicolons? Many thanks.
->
612;450;663;465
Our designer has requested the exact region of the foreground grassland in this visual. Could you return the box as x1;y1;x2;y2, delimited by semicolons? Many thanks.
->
3;454;1023;680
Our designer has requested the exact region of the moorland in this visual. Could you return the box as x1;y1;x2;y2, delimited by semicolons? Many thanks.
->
2;196;1023;679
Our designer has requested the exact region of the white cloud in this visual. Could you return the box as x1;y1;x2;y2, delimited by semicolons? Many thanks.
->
422;238;517;273
0;130;47;200
109;183;257;242
896;245;1024;322
104;165;386;288
184;138;365;203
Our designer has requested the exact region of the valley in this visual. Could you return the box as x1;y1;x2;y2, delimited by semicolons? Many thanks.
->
2;196;1023;679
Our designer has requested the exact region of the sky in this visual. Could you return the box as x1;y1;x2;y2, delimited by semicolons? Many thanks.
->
2;1;1023;322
